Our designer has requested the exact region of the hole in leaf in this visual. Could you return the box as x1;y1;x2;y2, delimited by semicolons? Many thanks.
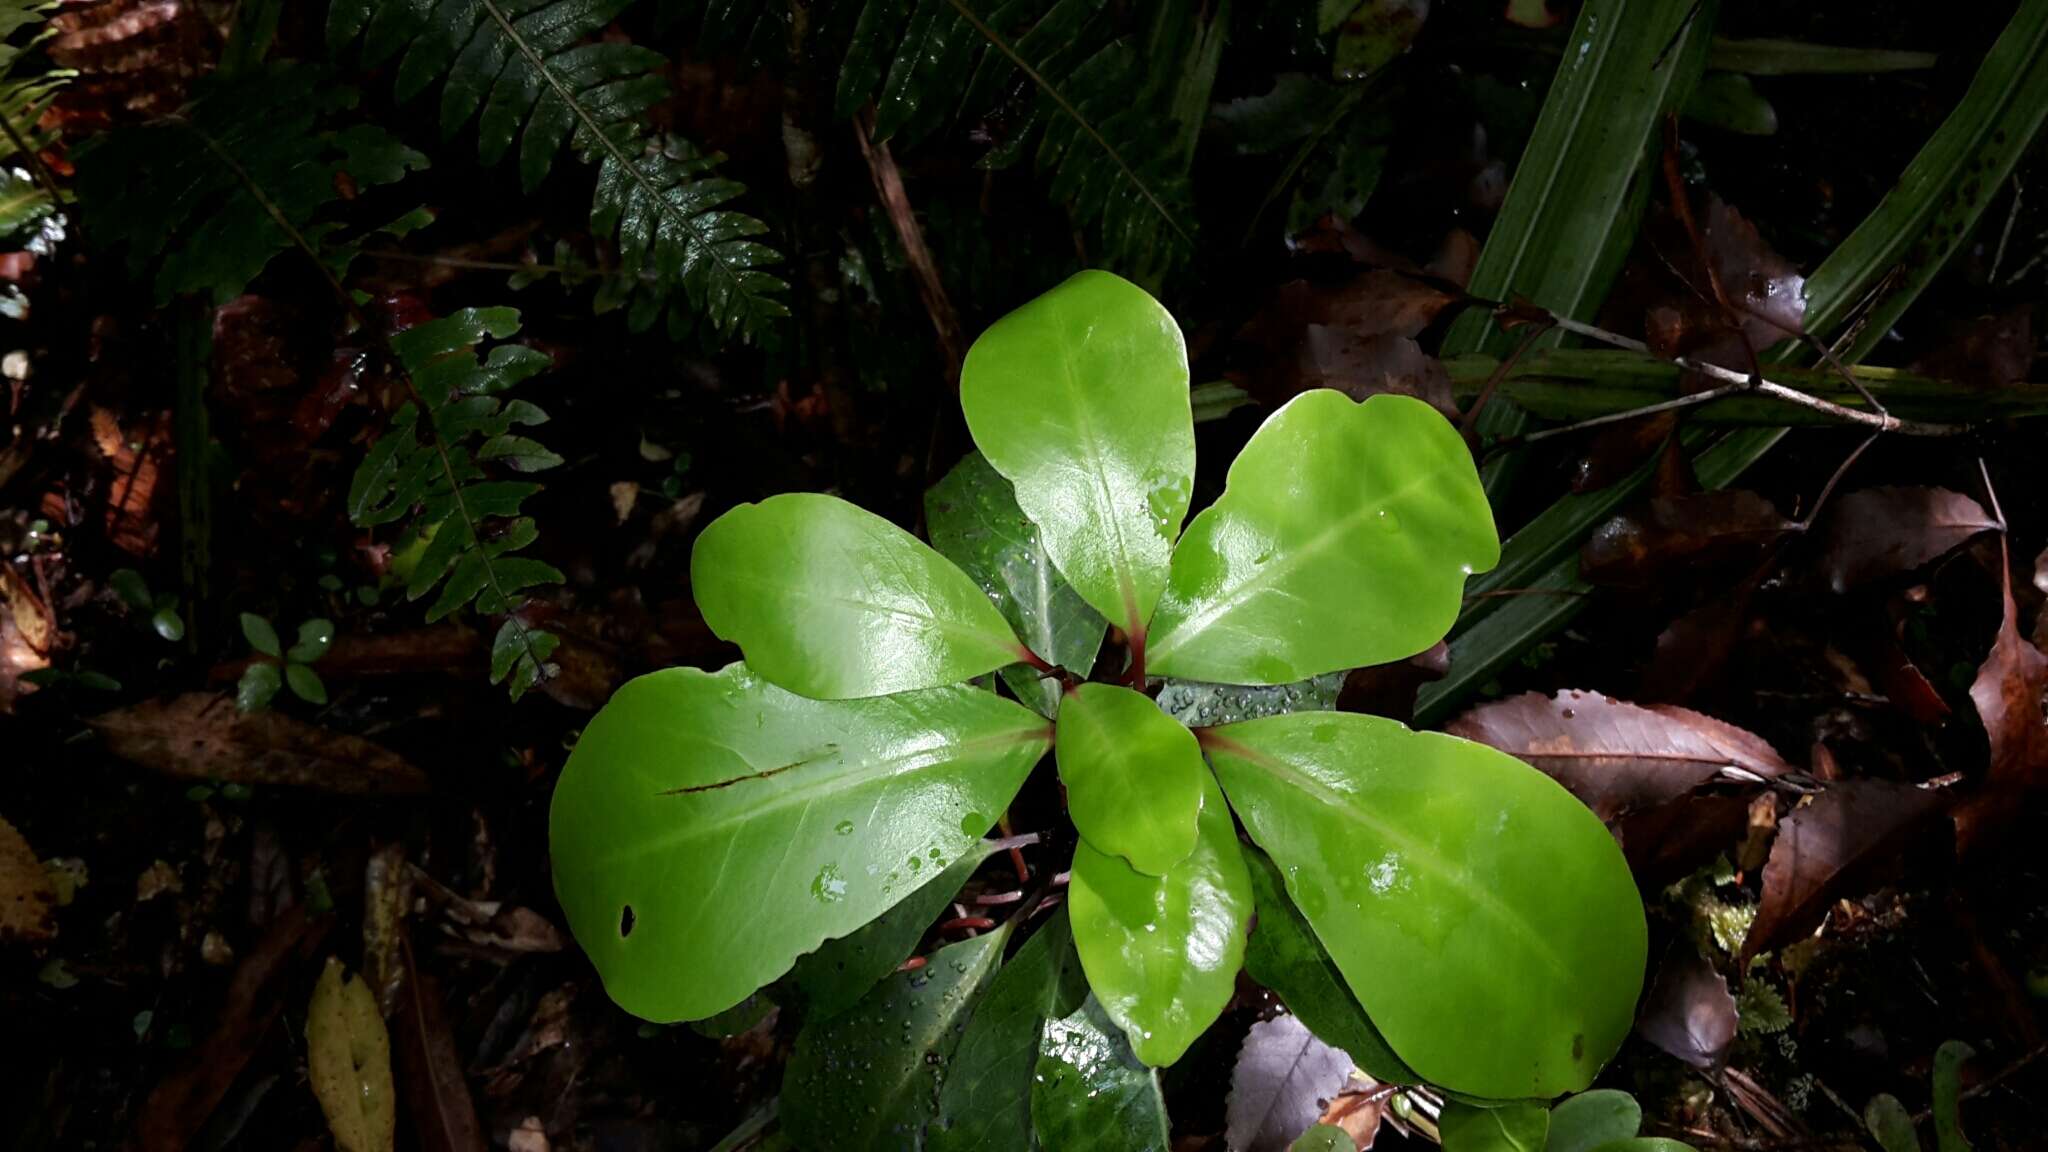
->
619;904;636;939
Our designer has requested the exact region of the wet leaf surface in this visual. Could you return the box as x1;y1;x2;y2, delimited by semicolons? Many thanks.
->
929;909;1088;1152
1030;995;1171;1152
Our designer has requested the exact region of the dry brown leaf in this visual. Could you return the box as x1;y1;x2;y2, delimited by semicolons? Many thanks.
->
90;693;431;794
1745;780;1949;964
1582;490;1793;587
1958;539;2048;852
397;940;488;1152
1912;304;2034;390
1816;487;1999;593
1636;944;1737;1069
0;562;51;652
0;813;56;943
1445;689;1796;821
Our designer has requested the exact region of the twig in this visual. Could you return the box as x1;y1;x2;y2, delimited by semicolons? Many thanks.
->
1461;320;1551;445
1798;430;1879;530
853;108;966;380
1906;1041;2048;1126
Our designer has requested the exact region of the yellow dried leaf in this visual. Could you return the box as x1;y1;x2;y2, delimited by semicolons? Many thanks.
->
307;957;396;1152
0;814;56;943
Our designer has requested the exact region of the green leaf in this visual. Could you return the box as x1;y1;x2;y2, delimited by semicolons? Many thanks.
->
1934;1041;1973;1152
791;840;1000;1018
1442;1100;1551;1152
1069;769;1250;1066
1242;847;1418;1085
1864;1094;1921;1152
1547;1090;1642;1152
781;928;1009;1152
1031;995;1170;1152
959;270;1194;642
1438;0;1717;493
236;662;282;713
926;450;1107;718
1707;37;1938;75
240;613;282;659
110;568;152;611
1155;674;1346;729
931;908;1090;1152
289;618;336;664
1056;683;1204;875
1205;713;1646;1098
1585;1143;1701;1152
1147;393;1497;685
490;619;560;700
286;664;329;706
150;607;186;643
691;493;1026;700
1291;1126;1358;1152
686;992;774;1038
549;663;1051;1021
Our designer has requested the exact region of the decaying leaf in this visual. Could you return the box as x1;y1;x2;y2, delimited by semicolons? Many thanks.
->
90;693;431;794
1227;1015;1358;1152
363;843;412;1016
308;957;398;1152
397;940;487;1152
1746;781;1950;963
1912;304;2034;391
1702;197;1807;345
0;813;57;944
1635;944;1737;1069
1959;539;2048;852
1817;487;1999;593
1581;491;1794;587
1445;689;1795;821
1235;272;1459;411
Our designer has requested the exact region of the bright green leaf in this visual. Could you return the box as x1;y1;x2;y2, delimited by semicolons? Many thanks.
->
931;908;1090;1152
1057;683;1204;875
1442;1100;1550;1152
782;929;1009;1152
289;618;336;663
1069;769;1250;1066
1031;995;1170;1152
549;664;1051;1022
1243;847;1419;1085
791;840;1000;1018
691;493;1025;700
240;612;282;659
1205;713;1646;1098
151;607;185;643
1291;1125;1358;1152
237;662;282;712
1548;1090;1642;1152
1147;393;1497;685
286;664;329;705
926;450;1107;717
959;270;1194;641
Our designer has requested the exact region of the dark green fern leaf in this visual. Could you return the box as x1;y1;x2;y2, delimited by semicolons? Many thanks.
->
348;307;564;698
330;0;789;341
73;63;425;304
657;0;789;71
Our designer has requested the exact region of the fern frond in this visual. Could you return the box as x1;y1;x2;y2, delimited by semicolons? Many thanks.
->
73;63;426;303
657;0;789;72
0;0;73;233
348;307;564;699
331;0;790;342
825;0;1201;275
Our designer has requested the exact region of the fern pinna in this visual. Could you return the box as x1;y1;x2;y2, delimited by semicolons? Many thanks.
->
348;308;565;699
327;0;789;342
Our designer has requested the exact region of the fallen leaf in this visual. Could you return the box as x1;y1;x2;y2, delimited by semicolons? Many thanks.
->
397;939;487;1152
134;907;331;1151
1912;304;2034;390
1639;586;1756;704
1581;490;1794;587
1445;689;1796;821
1958;539;2048;852
1816;487;1999;593
1237;273;1458;409
90;693;431;794
1636;944;1737;1069
308;957;398;1152
1228;1015;1358;1152
1571;413;1678;494
363;843;412;1016
1745;781;1950;964
1702;197;1807;345
1;562;51;652
89;404;169;557
0;813;57;943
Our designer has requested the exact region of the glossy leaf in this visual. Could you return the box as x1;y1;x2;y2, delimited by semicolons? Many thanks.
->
1069;769;1250;1066
691;493;1025;699
1206;713;1647;1098
959;270;1195;640
1227;1014;1357;1152
781;929;1008;1152
1242;847;1418;1085
241;612;282;659
930;909;1090;1152
549;664;1052;1021
1057;683;1205;875
926;450;1107;717
1148;392;1498;685
1031;995;1171;1152
790;840;1000;1019
237;662;282;712
1441;1100;1549;1152
1155;674;1345;729
1548;1090;1643;1152
1292;1127;1358;1152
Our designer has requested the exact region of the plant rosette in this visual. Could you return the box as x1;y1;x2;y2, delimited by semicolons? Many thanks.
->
550;270;1647;1105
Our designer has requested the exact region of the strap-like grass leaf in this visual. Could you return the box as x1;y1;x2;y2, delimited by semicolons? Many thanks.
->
548;663;1051;1021
691;492;1026;700
1205;712;1646;1098
1147;392;1497;685
1056;682;1204;876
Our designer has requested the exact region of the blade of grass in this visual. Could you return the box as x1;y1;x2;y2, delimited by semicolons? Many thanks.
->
1708;37;1939;76
1419;0;2048;727
1443;0;1718;500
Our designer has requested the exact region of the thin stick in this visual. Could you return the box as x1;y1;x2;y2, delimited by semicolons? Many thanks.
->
1798;431;1878;530
1461;320;1551;444
853;108;966;380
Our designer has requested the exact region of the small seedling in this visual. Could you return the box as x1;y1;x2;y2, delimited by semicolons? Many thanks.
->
236;612;333;711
